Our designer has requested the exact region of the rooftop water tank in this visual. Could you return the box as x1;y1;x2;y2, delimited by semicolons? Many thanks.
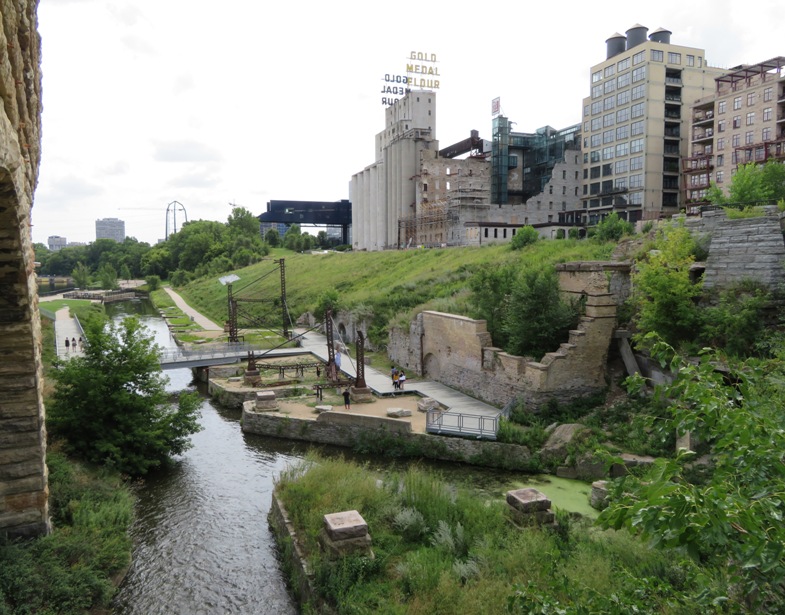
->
606;33;626;59
626;24;648;49
649;27;672;44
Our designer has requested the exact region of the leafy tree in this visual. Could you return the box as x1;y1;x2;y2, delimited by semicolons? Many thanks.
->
710;161;785;206
594;211;634;241
282;224;302;250
119;263;132;281
145;275;161;291
265;228;280;247
96;263;119;290
510;226;539;250
47;316;201;476
504;266;580;359
141;245;174;279
468;263;515;345
599;337;785;612
226;206;260;239
71;262;91;289
316;230;329;249
630;223;702;347
314;289;342;321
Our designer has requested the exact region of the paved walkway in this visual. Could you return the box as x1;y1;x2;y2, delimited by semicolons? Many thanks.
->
53;307;86;358
162;287;223;331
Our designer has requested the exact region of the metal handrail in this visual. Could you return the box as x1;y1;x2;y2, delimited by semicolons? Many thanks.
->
426;408;499;440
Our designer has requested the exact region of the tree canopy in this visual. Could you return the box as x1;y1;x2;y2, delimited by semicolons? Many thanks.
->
47;316;201;476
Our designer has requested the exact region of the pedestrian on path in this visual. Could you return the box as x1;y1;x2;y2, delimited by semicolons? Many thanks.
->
399;371;406;390
78;336;84;351
71;337;77;352
343;388;351;410
64;338;70;353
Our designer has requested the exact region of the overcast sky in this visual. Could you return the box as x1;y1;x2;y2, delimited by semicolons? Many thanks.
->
31;0;785;246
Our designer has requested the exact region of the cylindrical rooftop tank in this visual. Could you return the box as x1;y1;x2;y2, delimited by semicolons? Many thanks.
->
625;24;648;49
649;27;672;44
606;33;626;59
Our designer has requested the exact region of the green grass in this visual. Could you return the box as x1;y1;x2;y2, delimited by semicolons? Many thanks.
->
274;454;734;614
176;241;615;345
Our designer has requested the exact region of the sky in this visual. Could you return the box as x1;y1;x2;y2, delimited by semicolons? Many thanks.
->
31;0;785;246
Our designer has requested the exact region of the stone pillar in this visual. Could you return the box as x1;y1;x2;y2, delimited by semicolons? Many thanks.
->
506;488;555;527
319;510;373;559
0;0;49;537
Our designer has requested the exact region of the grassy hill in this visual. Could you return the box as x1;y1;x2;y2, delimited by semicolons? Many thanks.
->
177;239;616;344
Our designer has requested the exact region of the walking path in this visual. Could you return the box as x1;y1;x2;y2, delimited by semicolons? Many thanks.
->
53;307;86;358
162;287;223;331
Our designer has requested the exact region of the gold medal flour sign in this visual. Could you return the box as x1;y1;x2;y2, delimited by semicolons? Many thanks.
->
381;51;441;106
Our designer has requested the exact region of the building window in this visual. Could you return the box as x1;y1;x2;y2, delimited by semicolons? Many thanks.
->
733;97;742;110
731;151;738;164
615;177;627;189
717;154;724;166
631;102;645;118
591;150;600;162
602;146;614;160
590;134;601;147
632;66;646;83
764;87;773;102
716;170;724;184
562;170;566;179
603;113;615;127
604;96;615;111
592;70;602;83
717;119;726;133
632;51;644;65
616;125;629;140
718;100;726;114
667;52;681;64
651;49;663;62
687;54;695;66
604;79;616;94
717;137;725;150
615;159;628;174
747;92;755;106
617;90;630;105
746;112;755;126
584;104;590;116
617;72;630;88
591;117;601;131
616;141;629;156
591;101;602;115
617;57;630;71
549;185;553;194
745;131;754;144
631;84;645;100
423;183;428;192
484;228;488;238
562;186;566;195
616;107;630;123
630;155;643;170
629;174;643;188
592;84;603;99
631;120;644;136
604;65;615;78
446;181;451;190
503;229;507;238
732;115;741;129
763;127;772;141
630;138;644;153
763;107;772;121
732;134;740;147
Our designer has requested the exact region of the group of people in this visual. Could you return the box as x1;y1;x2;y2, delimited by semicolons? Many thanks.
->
63;336;83;353
390;366;406;390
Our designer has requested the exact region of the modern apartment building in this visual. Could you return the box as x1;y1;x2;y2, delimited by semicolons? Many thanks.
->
582;25;727;223
47;235;66;251
684;57;785;208
95;217;125;242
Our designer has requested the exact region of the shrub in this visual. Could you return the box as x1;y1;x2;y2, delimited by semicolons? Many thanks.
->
510;226;540;250
594;212;634;241
144;274;161;291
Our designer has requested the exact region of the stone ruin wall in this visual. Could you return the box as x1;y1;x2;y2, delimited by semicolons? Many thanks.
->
0;0;48;536
388;263;622;410
683;207;785;291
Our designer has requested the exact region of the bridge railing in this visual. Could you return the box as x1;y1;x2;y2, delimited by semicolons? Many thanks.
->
426;409;498;441
158;342;269;365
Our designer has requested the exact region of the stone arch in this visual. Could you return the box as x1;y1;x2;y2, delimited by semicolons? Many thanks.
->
338;323;348;340
423;353;441;379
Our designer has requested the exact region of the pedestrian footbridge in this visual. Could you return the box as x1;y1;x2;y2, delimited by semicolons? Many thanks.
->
157;343;308;370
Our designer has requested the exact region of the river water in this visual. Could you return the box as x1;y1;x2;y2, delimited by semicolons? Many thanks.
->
105;300;596;614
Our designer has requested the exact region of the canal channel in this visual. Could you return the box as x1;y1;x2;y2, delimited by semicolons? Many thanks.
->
107;299;596;614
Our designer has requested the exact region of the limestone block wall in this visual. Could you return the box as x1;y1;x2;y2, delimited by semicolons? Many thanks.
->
0;0;48;536
389;295;617;410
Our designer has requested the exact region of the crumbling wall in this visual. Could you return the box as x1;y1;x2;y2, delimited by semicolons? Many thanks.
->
0;0;48;537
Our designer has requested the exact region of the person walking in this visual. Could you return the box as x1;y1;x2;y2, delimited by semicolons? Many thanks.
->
392;370;400;390
64;337;70;353
390;366;398;387
71;337;77;352
342;388;351;410
399;371;406;390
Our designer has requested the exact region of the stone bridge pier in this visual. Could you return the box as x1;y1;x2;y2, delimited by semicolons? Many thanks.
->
0;0;49;536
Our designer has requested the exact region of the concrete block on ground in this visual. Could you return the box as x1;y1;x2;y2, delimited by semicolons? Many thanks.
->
417;397;441;413
255;390;278;411
506;488;551;513
387;408;412;418
323;510;368;541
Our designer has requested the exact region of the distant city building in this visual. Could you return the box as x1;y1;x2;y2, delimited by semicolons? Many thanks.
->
684;57;785;209
260;221;289;239
47;235;66;251
95;218;125;242
582;25;727;223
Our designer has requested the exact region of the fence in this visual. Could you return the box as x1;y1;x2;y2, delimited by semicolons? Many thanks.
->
426;409;498;440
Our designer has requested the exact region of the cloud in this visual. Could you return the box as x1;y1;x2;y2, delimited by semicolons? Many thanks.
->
38;175;104;201
167;165;223;189
101;160;129;175
173;74;196;95
152;140;223;163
